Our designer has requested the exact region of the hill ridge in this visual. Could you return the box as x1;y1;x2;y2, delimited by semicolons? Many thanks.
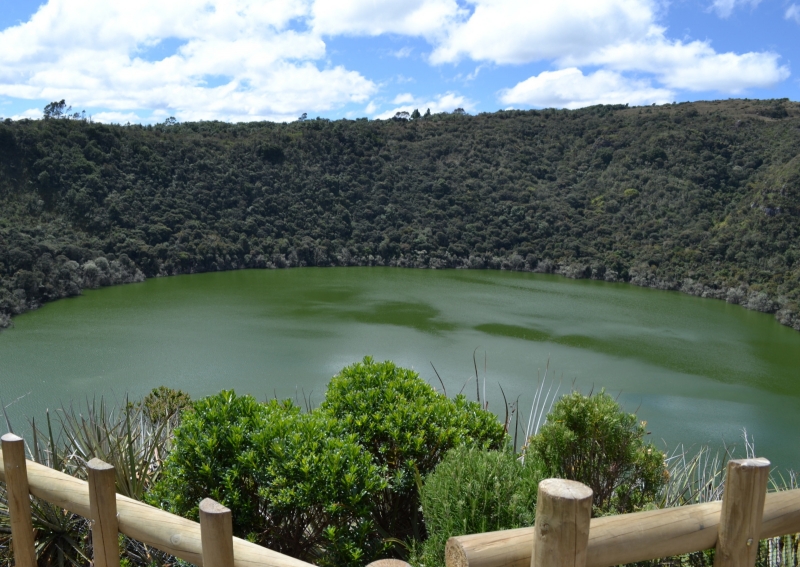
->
0;98;798;331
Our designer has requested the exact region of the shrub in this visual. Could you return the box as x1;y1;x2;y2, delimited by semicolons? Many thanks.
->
527;390;667;514
319;357;508;542
413;446;543;567
148;391;388;567
140;386;192;427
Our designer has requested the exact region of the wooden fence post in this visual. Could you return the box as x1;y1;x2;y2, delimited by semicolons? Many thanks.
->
1;433;36;567
199;498;234;567
87;458;120;567
532;479;593;567
714;458;770;567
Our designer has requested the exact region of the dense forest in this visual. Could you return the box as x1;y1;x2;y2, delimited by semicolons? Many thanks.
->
0;98;798;331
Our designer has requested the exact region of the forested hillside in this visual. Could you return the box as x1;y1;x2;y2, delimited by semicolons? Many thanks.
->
1;99;799;330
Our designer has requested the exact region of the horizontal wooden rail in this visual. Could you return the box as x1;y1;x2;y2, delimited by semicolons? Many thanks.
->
446;488;800;567
0;448;312;567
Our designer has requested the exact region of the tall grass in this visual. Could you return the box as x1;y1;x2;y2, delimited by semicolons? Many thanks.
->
636;430;800;567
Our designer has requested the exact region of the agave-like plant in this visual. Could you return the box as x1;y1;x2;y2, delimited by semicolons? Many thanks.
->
0;411;91;567
54;396;175;500
2;390;189;566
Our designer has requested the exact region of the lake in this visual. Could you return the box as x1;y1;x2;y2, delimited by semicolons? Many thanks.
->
1;267;799;470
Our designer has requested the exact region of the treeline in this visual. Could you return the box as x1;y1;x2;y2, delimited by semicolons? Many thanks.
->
0;98;799;330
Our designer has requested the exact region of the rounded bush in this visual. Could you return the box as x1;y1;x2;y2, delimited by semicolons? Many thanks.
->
148;391;388;567
415;446;542;567
320;357;508;541
527;390;667;514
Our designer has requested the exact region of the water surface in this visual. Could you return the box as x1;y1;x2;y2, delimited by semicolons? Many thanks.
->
1;268;798;469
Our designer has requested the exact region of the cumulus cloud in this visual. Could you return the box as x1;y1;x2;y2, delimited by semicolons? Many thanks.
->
92;111;144;124
430;0;788;96
0;0;377;122
499;68;673;109
373;91;473;119
392;93;416;104
311;0;463;39
10;108;42;120
568;35;790;93
787;4;800;23
709;0;762;18
0;0;791;121
430;0;656;65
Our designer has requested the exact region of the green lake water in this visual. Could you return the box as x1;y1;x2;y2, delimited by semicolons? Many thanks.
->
1;267;799;469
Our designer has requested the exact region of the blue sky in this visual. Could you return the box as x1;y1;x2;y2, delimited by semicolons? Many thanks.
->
0;0;798;124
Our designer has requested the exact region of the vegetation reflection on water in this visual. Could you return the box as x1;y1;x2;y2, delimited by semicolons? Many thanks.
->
1;267;798;469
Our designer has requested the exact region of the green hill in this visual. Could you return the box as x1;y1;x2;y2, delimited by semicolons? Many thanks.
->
1;98;798;330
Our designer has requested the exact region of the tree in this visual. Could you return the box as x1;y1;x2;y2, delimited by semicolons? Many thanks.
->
392;111;410;121
43;100;71;119
411;108;421;120
424;108;431;117
453;107;466;115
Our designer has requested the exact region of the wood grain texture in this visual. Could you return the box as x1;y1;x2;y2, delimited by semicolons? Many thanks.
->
1;434;36;567
88;458;121;567
200;498;235;567
364;559;412;567
532;479;592;567
447;489;800;567
0;448;313;567
714;458;770;567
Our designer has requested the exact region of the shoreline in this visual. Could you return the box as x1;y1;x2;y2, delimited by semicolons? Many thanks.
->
2;255;798;333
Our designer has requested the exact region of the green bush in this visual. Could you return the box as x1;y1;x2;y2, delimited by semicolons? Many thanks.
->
413;446;543;567
527;390;667;514
148;391;388;567
319;357;508;542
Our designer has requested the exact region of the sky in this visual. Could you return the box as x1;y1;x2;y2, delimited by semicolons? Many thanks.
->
0;0;798;124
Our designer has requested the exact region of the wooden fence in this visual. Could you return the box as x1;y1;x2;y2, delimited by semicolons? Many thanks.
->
0;433;313;567
4;430;800;567
447;458;800;567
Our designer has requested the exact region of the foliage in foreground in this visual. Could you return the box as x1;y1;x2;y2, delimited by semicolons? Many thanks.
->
412;446;542;567
148;391;389;567
319;357;508;542
0;387;190;567
527;389;668;515
3;374;800;567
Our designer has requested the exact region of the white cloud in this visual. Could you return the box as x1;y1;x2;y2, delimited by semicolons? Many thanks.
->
499;68;673;109
392;93;416;104
10;108;42;120
709;0;761;18
569;35;790;93
0;0;377;122
373;91;473;119
787;4;800;23
429;0;788;96
430;0;656;65
0;0;791;121
311;0;463;39
92;111;143;124
391;47;414;59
